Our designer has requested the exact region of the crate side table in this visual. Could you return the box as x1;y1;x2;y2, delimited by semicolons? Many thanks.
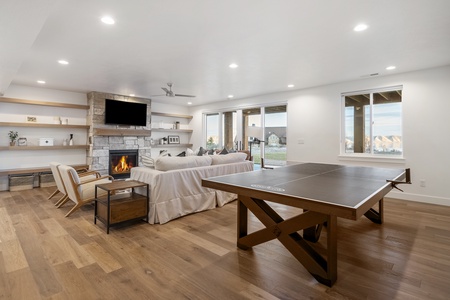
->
94;180;149;234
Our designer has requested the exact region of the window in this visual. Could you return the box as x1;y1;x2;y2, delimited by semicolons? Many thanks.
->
203;104;287;167
205;112;236;151
342;87;402;156
205;113;219;150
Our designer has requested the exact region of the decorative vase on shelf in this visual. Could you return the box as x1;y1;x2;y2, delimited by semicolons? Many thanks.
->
69;134;73;146
10;141;16;146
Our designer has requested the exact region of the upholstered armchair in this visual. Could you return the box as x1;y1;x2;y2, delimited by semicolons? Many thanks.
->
57;165;114;217
48;162;99;206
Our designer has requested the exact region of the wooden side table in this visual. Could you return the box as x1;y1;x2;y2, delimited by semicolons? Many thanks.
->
94;180;149;234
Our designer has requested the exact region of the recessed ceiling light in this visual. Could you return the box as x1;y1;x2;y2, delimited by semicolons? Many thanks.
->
354;24;368;32
37;80;46;84
58;60;69;65
229;63;238;69
187;102;192;105
287;84;294;88
101;16;115;25
228;95;234;98
386;66;396;70
129;94;135;97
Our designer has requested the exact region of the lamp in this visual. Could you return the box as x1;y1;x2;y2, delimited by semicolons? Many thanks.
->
247;125;263;160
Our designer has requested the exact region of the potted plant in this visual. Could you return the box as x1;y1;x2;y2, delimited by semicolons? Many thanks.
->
8;130;18;146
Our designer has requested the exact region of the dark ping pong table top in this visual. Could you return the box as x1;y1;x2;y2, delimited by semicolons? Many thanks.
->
204;162;405;212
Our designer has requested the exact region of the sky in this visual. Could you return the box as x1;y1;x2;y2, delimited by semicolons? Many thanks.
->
345;103;402;138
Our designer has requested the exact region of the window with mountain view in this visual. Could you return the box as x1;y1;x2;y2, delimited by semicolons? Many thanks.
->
343;87;402;156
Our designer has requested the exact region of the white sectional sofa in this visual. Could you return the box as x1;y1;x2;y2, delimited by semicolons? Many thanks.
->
130;153;253;224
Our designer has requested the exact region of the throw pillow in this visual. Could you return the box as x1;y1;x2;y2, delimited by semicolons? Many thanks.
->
219;148;229;155
159;150;171;157
197;147;207;156
141;155;154;168
186;148;195;156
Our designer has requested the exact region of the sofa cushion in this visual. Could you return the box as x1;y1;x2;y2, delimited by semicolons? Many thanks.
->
210;152;248;165
155;155;213;171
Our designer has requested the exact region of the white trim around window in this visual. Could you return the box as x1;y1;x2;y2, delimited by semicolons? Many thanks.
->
340;85;404;161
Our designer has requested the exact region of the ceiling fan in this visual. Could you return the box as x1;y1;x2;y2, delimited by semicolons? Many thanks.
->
155;83;195;98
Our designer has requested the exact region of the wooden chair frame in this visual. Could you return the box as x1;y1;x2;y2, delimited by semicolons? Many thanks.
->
58;165;114;217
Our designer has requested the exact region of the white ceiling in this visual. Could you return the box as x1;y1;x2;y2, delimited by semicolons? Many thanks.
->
1;0;450;106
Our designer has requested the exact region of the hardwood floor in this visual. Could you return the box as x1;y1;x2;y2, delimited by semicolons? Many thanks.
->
1;187;449;299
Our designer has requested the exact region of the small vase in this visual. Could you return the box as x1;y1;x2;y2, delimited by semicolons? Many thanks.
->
10;141;15;146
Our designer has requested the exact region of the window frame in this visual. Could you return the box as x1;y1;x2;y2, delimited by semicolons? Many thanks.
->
340;85;405;162
204;112;221;150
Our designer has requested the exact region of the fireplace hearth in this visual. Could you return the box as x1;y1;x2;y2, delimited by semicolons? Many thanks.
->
109;150;138;179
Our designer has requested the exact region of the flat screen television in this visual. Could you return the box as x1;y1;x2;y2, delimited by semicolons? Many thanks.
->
104;99;147;126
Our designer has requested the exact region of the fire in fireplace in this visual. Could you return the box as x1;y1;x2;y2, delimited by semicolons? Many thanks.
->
109;150;138;179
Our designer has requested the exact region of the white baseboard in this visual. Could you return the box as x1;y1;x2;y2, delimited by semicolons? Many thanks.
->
387;191;450;206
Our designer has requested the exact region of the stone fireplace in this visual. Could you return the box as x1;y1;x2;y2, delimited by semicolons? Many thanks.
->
109;149;138;179
87;92;152;176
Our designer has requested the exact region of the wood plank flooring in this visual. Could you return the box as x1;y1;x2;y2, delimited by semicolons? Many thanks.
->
0;187;449;299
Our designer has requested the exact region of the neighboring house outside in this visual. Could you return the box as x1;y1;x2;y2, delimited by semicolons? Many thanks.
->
264;127;286;145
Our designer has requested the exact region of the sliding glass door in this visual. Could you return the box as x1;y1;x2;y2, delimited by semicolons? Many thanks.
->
243;107;262;164
204;104;287;167
264;105;287;166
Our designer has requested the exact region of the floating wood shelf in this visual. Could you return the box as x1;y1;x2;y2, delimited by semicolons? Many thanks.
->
151;128;193;133
0;122;89;129
0;97;89;110
0;164;89;176
0;145;89;151
151;112;193;119
93;128;151;136
152;144;193;148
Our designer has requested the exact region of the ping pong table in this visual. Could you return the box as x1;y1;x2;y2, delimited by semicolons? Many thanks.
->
202;162;409;286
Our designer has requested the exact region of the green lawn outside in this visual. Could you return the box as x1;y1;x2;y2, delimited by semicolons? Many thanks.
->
251;146;287;165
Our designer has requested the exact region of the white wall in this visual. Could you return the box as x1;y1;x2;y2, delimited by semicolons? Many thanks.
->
189;65;450;206
150;100;192;157
0;84;89;190
151;101;191;117
4;84;88;105
1;84;88;169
